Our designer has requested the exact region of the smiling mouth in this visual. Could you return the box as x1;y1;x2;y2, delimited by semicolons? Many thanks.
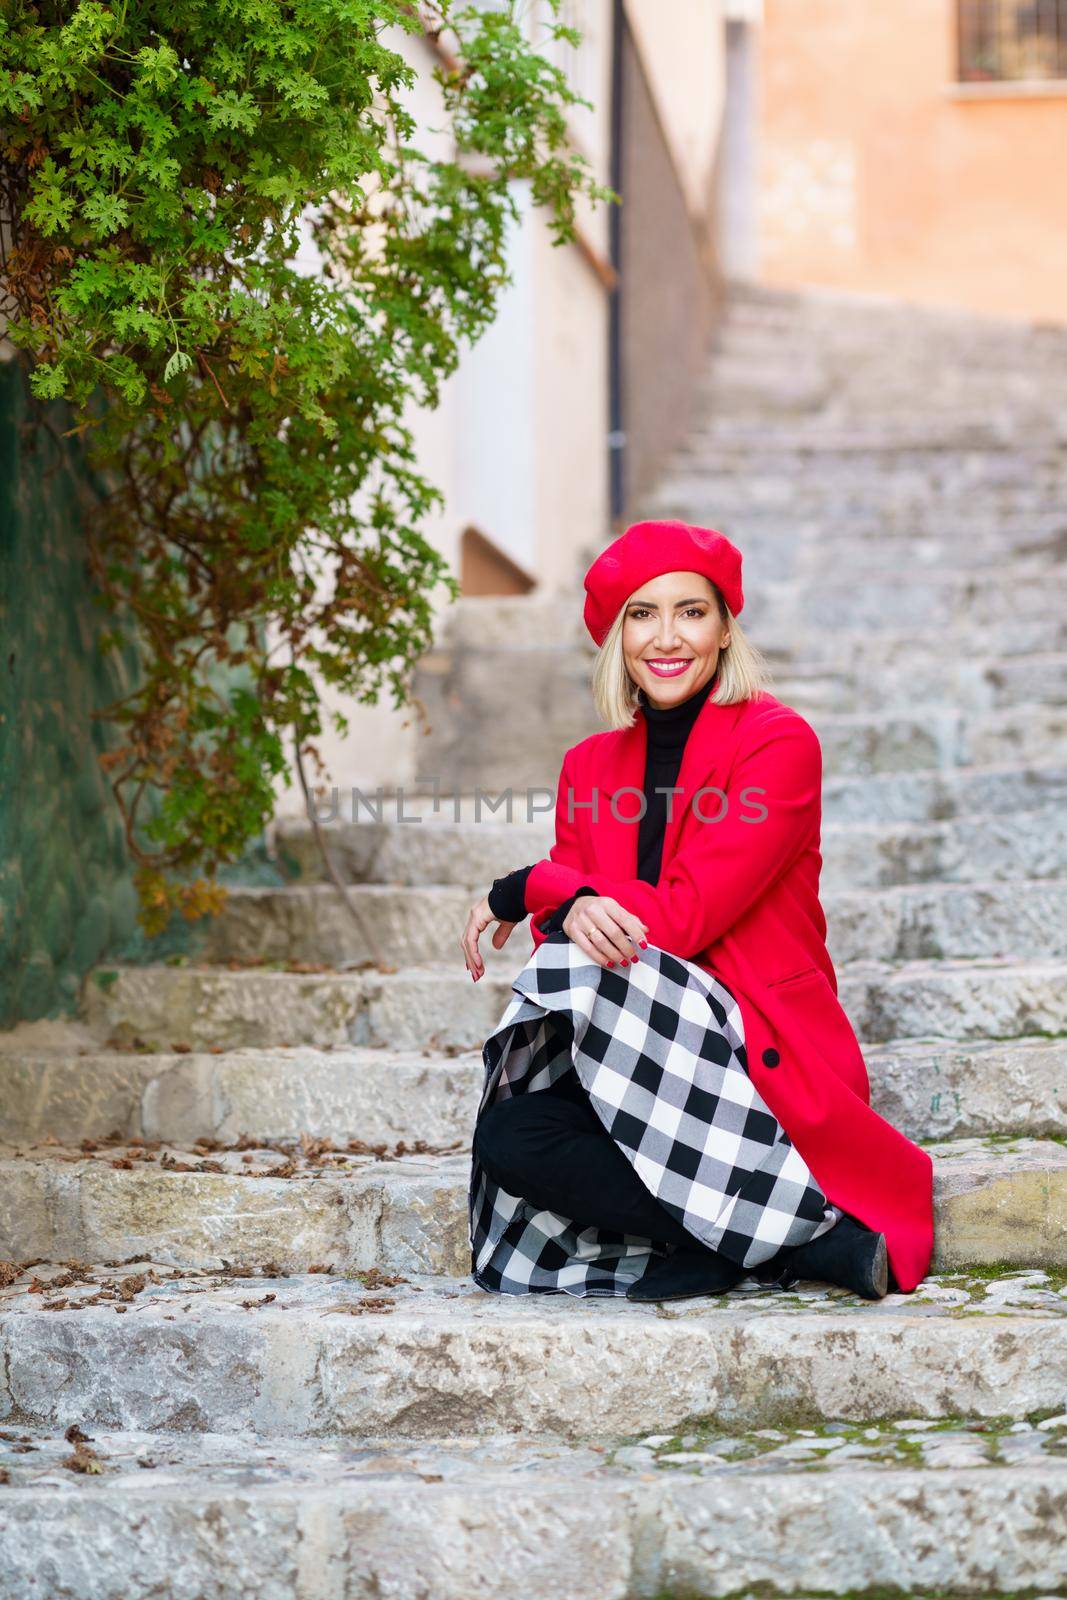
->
644;658;694;676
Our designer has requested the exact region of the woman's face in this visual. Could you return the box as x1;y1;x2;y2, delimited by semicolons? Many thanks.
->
621;570;730;709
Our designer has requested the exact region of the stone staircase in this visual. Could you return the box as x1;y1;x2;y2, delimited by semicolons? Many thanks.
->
2;280;1067;1597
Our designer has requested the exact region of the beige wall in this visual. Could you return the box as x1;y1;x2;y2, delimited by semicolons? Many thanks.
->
625;0;727;220
757;0;1067;323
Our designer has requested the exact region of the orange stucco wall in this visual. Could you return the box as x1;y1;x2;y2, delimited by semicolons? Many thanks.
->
757;0;1067;323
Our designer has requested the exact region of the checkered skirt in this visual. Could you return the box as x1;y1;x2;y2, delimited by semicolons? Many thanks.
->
469;933;842;1297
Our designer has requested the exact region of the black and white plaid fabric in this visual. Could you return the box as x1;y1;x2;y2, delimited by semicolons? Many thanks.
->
469;934;842;1297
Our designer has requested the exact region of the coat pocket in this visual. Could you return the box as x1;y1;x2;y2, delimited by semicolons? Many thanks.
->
765;964;820;989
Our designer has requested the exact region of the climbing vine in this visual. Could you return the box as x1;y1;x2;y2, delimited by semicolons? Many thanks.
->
0;0;613;931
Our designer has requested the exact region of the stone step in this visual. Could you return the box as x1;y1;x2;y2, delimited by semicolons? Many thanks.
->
2;1265;1065;1439
659;515;1067;578
840;955;1067;1044
691;386;1067;430
652;486;1067;536
0;1043;483;1148
772;616;1067;662
82;961;519;1052
722;273;1067;327
819;806;1067;887
820;761;1067;825
775;653;1067;716
755;571;1067;634
656;476;1067;527
692;374;1067;432
1;1035;1065;1149
715;315;1067;369
691;407;1066;441
184;877;1067;970
664;436;1067;477
2;1421;1065;1600
81;955;1067;1053
696;364;1067;411
1;1135;1063;1274
706;328;1067;366
826;879;1067;964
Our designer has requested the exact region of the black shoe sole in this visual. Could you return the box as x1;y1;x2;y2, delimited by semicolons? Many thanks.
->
866;1232;889;1299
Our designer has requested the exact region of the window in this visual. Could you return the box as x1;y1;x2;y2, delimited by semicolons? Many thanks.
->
958;0;1067;81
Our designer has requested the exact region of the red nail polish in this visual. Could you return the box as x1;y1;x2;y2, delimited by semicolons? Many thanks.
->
607;961;615;967
640;941;648;949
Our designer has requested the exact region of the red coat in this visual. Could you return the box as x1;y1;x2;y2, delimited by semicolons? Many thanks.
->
525;688;933;1293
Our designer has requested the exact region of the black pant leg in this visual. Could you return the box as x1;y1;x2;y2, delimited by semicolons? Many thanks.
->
474;1085;699;1247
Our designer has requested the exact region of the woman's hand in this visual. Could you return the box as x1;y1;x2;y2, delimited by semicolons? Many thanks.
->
462;894;517;982
562;895;649;969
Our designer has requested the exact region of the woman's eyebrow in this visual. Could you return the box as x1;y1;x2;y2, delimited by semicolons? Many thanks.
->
628;597;709;608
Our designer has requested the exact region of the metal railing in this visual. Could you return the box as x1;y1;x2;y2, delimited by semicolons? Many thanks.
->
958;0;1067;80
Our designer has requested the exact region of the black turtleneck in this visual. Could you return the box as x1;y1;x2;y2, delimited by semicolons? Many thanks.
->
488;669;719;932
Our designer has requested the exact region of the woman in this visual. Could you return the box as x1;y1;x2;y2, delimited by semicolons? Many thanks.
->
460;519;934;1303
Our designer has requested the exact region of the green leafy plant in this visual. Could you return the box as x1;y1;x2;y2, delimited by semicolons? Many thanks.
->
0;0;614;932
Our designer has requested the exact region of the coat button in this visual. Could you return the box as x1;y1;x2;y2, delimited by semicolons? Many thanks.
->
761;1047;780;1068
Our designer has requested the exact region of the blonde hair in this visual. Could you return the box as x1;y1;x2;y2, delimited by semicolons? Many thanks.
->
590;581;773;730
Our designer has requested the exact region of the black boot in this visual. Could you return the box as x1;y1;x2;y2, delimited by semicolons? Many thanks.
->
764;1214;890;1300
626;1244;747;1302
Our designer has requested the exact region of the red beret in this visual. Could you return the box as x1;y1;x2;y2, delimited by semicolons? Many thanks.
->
583;520;744;647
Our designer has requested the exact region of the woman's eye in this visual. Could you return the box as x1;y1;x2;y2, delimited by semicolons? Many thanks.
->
631;608;705;620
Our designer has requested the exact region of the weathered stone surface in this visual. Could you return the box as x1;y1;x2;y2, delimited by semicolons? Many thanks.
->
0;1146;473;1275
0;1045;484;1145
80;963;517;1052
275;801;1067;892
820;762;1067;826
2;1033;1064;1150
82;955;1067;1052
819;805;1067;891
863;1035;1067;1141
1;1423;1066;1600
811;705;1067;778
929;1136;1067;1268
838;956;1067;1044
0;1137;1063;1273
826;879;1067;964
2;1268;1066;1441
0;1048;168;1145
198;882;527;968
185;877;1067;968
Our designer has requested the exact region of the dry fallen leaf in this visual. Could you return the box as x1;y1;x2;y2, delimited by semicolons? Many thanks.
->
353;1267;408;1290
321;1296;396;1316
62;1442;104;1475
